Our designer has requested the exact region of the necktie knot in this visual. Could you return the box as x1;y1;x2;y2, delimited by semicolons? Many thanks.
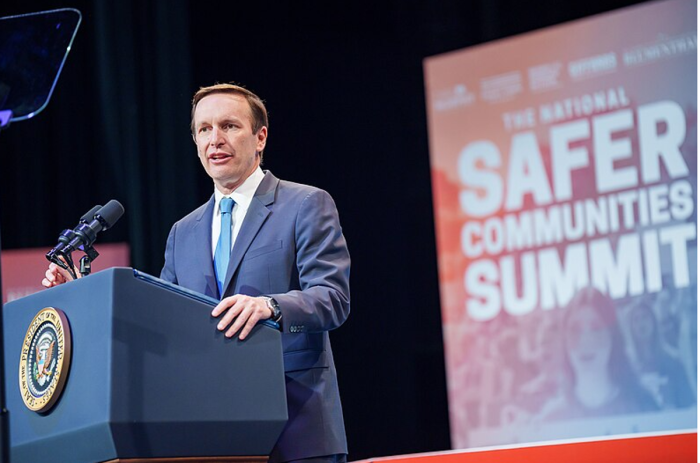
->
220;197;234;214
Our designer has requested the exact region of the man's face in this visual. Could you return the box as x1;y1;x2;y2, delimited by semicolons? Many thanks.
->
193;93;267;194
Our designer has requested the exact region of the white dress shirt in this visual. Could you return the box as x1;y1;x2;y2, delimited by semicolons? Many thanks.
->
211;167;266;258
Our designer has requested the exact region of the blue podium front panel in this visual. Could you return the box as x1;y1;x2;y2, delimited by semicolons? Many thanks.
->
2;268;287;463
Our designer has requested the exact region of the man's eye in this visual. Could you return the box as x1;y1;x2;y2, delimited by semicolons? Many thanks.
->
199;127;210;133
225;123;236;130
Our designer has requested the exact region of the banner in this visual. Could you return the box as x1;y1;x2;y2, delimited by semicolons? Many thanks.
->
424;0;696;448
1;243;130;303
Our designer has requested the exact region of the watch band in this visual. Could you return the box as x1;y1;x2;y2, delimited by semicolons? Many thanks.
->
263;296;282;323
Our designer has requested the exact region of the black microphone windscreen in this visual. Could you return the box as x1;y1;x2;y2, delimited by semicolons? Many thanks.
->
80;205;102;224
96;200;125;229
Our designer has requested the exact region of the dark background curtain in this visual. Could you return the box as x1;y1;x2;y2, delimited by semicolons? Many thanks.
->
0;0;649;458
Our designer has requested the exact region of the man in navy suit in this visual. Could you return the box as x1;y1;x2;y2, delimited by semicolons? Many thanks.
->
44;83;351;463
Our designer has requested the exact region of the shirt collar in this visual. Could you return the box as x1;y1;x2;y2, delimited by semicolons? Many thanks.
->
213;167;265;214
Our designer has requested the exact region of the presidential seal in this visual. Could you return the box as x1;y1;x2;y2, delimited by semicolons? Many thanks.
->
18;307;72;413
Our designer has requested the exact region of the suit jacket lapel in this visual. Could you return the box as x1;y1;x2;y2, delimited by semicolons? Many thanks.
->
193;196;219;298
222;171;279;295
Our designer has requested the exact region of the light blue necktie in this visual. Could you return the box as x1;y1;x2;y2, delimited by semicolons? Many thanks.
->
214;197;235;296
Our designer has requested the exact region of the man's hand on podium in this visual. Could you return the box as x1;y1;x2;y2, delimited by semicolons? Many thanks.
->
42;261;79;288
211;294;275;341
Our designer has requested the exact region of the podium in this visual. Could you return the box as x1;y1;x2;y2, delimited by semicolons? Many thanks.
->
2;268;288;463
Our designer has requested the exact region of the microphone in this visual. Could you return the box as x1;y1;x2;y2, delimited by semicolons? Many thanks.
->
46;204;102;262
61;199;125;255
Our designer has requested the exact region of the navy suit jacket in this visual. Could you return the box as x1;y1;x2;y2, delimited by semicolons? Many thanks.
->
160;171;350;462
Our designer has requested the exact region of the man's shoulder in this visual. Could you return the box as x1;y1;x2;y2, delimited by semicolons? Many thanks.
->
278;178;323;194
275;176;333;203
272;178;342;227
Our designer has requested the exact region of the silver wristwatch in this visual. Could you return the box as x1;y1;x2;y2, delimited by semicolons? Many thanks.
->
263;297;282;323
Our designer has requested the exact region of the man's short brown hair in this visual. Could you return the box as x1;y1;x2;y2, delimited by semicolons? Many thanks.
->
190;83;268;135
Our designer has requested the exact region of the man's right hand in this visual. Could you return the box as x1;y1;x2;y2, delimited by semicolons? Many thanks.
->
41;262;78;288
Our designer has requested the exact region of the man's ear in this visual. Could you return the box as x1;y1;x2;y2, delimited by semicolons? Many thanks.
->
256;126;268;151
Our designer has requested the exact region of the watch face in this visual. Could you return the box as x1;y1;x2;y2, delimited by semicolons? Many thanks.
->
266;298;281;319
270;300;282;320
